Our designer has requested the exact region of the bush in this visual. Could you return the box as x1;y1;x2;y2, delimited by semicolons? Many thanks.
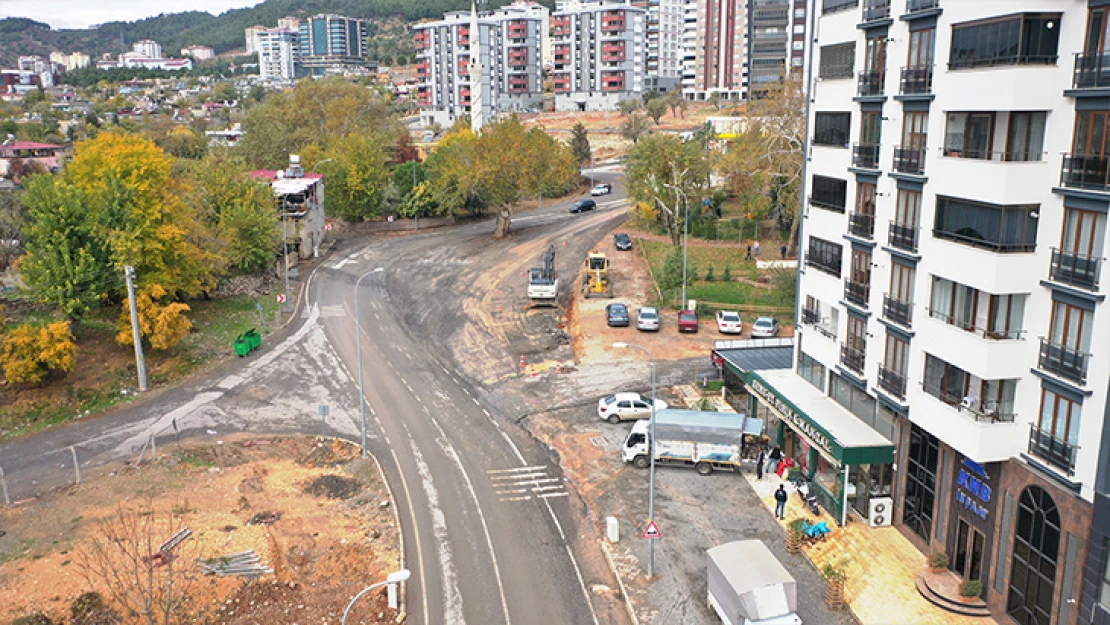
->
10;613;58;625
788;518;807;538
70;592;121;625
959;579;983;598
705;266;715;282
822;563;847;582
927;552;948;569
0;321;77;384
722;264;732;282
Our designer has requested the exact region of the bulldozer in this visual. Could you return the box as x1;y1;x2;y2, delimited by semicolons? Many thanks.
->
582;251;612;298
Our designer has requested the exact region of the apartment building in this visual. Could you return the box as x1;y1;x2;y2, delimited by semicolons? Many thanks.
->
551;0;647;111
637;0;686;92
724;1;1109;624
686;0;748;100
413;5;544;127
681;0;699;93
297;14;372;76
257;28;299;81
49;51;89;71
245;26;268;54
746;0;807;91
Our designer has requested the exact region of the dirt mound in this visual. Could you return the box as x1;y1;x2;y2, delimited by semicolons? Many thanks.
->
297;440;358;468
304;475;362;500
247;510;282;525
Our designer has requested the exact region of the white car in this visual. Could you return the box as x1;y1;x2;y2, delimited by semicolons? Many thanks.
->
751;316;781;338
637;307;661;331
590;183;612;196
715;310;743;334
598;392;669;424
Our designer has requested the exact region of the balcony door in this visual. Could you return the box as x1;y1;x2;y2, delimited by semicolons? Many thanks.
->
846;315;867;352
1074;110;1110;158
1062;208;1107;261
902;111;928;151
864;34;886;74
850;249;872;287
861;110;882;147
1085;8;1110;57
890;261;914;303
907;27;935;68
1049;301;1093;354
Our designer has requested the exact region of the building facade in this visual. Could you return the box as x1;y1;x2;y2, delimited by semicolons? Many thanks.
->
131;40;162;60
297;14;372;76
245;26;268;54
551;0;647;111
414;5;544;127
49;51;90;71
181;45;215;60
686;0;748;100
257;28;299;81
746;0;806;92
638;0;685;93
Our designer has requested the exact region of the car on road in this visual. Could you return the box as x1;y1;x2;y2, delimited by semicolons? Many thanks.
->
637;307;660;331
570;199;597;213
614;233;633;251
678;309;699;333
715;310;743;334
606;302;630;327
751;316;781;337
590;183;612;196
598;392;669;424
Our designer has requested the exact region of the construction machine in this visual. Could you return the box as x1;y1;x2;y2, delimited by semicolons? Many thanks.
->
527;246;559;306
582;251;612;298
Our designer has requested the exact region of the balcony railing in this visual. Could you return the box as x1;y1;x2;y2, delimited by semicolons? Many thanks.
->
1048;247;1102;291
1060;153;1110;191
928;308;1026;340
941;146;1044;163
840;344;866;373
805;252;842;277
1073;52;1110;90
1038;338;1089;384
857;70;885;97
905;0;938;13
893;146;926;175
802;308;820;326
882;294;912;326
888;222;919;253
878;366;906;399
853;143;880;169
844;280;870;307
899;65;934;94
822;0;857;14
862;0;891;22
848;212;874;239
933;226;1036;253
1028;424;1077;475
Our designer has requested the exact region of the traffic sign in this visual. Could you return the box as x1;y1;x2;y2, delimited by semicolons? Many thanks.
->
277;293;286;304
387;215;395;223
642;520;662;539
325;223;333;231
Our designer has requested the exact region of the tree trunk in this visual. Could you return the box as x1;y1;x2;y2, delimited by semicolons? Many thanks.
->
787;212;801;256
493;206;512;239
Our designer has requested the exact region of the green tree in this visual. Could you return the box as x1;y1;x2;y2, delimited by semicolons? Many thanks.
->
568;122;591;166
392;160;428;200
425;129;483;217
0;189;25;271
317;133;392;222
625;134;711;245
210;81;237;103
645;98;668;125
186;155;280;274
618;99;640;116
664;89;687;119
620;113;653;144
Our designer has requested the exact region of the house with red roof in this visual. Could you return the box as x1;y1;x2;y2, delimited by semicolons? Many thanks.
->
251;155;327;261
0;139;65;178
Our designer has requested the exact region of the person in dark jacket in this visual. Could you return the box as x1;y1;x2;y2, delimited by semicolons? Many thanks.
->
774;484;788;519
756;449;765;480
766;445;783;475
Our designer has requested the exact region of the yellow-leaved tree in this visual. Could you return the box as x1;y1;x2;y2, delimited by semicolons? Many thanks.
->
0;321;77;384
116;284;192;351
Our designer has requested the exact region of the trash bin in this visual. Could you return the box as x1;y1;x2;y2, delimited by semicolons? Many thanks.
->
234;333;251;357
245;328;261;351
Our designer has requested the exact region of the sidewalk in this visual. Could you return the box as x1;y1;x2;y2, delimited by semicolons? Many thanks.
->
744;471;999;625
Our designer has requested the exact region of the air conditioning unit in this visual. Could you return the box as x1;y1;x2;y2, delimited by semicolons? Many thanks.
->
869;497;892;527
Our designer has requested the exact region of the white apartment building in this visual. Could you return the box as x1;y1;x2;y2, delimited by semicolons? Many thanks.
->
685;0;748;100
639;0;686;92
131;39;162;60
722;2;1110;624
414;6;544;127
245;26;268;54
278;16;301;31
49;51;89;71
181;45;215;60
681;0;699;93
552;0;647;111
257;28;299;81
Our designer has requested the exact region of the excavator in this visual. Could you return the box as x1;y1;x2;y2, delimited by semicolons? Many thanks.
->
582;251;612;298
527;246;558;306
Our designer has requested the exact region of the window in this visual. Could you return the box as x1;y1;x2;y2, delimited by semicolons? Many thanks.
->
1006;112;1046;162
798;350;827;391
1049;301;1093;354
821;0;857;14
923;353;969;405
830;372;876;423
849;249;871;285
811;175;847;212
987;293;1025;339
1034;389;1080;469
1007;487;1060;625
814;112;851;147
863;34;886;74
949;13;1061;70
933;196;1038;252
806;237;843;276
907;27;935;69
901;111;929;151
1052;209;1107;289
889;261;914;303
850;182;876;238
819;42;855;79
944;112;995;159
880;333;909;397
930;276;978;330
860;110;881;146
904;423;939;542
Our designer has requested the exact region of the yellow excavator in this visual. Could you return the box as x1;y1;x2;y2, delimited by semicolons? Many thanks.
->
582;252;612;298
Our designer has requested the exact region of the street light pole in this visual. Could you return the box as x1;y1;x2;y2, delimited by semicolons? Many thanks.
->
614;342;657;578
354;267;384;459
342;569;411;625
664;184;690;309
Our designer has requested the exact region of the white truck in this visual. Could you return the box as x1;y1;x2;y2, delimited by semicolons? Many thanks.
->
620;409;761;476
527;246;558;306
707;540;802;625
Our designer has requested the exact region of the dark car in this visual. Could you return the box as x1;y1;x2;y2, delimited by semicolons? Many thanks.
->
570;199;597;213
614;233;633;251
677;309;699;333
606;303;630;327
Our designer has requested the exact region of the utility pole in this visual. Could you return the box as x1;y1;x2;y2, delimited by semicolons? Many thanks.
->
124;266;148;392
281;208;291;313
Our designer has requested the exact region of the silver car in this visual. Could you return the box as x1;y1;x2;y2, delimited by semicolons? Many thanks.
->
637;307;661;331
751;316;781;337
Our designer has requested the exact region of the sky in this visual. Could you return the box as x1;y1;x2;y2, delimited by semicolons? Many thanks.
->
0;0;264;30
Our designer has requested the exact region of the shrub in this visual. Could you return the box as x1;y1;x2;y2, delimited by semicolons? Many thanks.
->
927;552;948;569
0;321;77;384
70;592;121;625
116;284;192;351
705;266;715;282
10;613;58;625
822;563;847;582
959;579;983;598
722;264;732;282
788;518;807;537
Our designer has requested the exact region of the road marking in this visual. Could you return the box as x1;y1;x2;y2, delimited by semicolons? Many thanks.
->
537;492;570;499
494;488;529;495
486;466;547;474
490;472;548;481
483;409;491;417
487;468;567;504
471;397;480;406
499;496;531;502
462;388;472;396
542;497;601;625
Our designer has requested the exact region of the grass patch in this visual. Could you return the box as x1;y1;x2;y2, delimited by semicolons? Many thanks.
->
176;452;217;468
700;380;725;393
639;239;759;281
0;539;35;565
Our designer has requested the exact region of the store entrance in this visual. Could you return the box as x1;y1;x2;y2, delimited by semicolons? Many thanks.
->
952;518;985;580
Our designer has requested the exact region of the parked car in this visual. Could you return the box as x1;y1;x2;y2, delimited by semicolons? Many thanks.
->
751;316;780;337
678;309;699;333
598;392;669;424
606;302;630;327
590;183;612;196
614;233;633;251
570;199;597;213
715;310;743;334
637;307;661;331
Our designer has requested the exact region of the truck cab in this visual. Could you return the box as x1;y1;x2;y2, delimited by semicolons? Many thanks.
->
622;420;651;467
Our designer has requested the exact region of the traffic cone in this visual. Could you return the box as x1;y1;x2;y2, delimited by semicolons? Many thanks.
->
520;354;526;369
529;365;536;377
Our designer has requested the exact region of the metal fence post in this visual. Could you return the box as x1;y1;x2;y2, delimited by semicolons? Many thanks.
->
150;429;156;461
0;465;10;507
69;446;80;485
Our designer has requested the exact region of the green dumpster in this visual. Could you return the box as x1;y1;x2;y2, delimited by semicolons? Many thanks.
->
245;328;261;351
234;332;251;357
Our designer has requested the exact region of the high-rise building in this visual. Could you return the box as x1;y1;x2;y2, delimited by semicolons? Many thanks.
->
639;0;685;93
722;2;1108;625
297;14;372;76
746;0;805;92
413;4;544;128
686;0;747;100
257;28;299;81
131;39;162;60
551;0;647;111
278;16;301;31
680;0;699;94
49;51;90;71
245;25;268;54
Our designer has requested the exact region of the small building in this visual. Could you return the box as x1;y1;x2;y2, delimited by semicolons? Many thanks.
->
181;46;215;61
251;155;326;261
0;139;65;177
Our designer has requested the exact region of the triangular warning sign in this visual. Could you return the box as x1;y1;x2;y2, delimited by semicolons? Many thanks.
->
641;520;662;539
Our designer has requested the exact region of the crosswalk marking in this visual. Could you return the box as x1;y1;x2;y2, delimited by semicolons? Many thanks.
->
487;465;546;474
488;466;567;503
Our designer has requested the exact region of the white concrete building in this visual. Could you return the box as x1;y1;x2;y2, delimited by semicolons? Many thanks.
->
685;0;747;100
414;5;544;127
49;51;89;71
181;45;215;60
245;26;268;54
278;16;300;31
680;0;699;93
257;28;299;81
640;0;686;93
551;0;647;111
131;39;162;60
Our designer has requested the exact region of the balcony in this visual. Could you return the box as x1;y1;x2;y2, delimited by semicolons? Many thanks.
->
888;222;919;253
862;0;890;22
1038;338;1089;385
923;381;1017;424
601;19;626;32
1048;248;1102;291
899;66;933;95
905;0;938;13
857;70;885;97
1060;153;1110;192
805;252;842;277
852;144;880;169
882;294;912;327
844;280;870;308
848;212;874;239
878;366;906;399
840;344;866;373
822;0;857;14
928;308;1025;341
802;308;820;326
893;146;926;175
1028;424;1077;475
1072;52;1110;90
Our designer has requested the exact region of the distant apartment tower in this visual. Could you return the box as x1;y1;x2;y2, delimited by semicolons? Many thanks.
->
297;14;371;76
680;0;698;94
245;25;267;54
637;0;685;93
551;0;647;111
49;51;90;71
278;16;300;30
257;28;299;81
181;45;215;60
686;0;747;100
745;0;805;92
413;5;544;127
131;39;162;59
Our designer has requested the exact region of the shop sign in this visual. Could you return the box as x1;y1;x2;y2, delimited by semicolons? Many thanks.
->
749;378;834;458
954;458;992;522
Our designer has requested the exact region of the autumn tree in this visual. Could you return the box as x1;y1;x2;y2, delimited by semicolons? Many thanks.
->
618;99;640;116
0;321;77;384
0;188;26;271
425;129;483;217
568;122;591;166
625;134;711;245
116;284;192;350
185;155;280;274
314;133;392;222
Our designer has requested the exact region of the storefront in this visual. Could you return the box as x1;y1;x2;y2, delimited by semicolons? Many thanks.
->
946;456;1000;586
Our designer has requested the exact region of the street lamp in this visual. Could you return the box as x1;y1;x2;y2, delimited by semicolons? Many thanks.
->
613;341;657;578
663;183;690;309
354;267;385;459
342;568;411;625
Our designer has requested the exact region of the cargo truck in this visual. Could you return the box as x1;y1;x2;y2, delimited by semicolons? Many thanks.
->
707;540;802;625
620;409;762;476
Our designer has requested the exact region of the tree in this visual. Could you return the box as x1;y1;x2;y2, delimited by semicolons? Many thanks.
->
317;132;392;222
618;99;640;116
620;113;653;144
425;129;483;217
186;155;280;274
0;189;24;271
625;134;711;245
664;89;687;119
568;122;591;166
116;284;192;350
210;81;237;103
645;98;668;125
392;160;428;201
0;321;77;384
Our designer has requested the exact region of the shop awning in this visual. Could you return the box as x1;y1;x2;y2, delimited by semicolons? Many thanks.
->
714;340;794;372
737;369;895;466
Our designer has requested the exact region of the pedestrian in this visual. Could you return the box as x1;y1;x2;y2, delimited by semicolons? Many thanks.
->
774;484;788;520
756;449;765;480
780;244;787;259
753;240;761;258
766;445;782;475
745;244;752;260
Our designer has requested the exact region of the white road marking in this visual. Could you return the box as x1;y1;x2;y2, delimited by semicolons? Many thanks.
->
499;496;531;502
494;488;529;495
490;472;548;481
542;498;600;625
486;466;547;474
531;485;564;492
482;409;492;417
471;397;480;406
537;492;570;500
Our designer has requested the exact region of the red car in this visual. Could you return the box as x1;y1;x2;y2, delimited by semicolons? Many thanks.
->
678;310;699;333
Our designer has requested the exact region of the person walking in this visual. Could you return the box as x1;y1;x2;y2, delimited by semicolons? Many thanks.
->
780;244;787;259
766;445;782;475
745;244;753;260
756;449;765;480
774;484;788;520
753;240;761;258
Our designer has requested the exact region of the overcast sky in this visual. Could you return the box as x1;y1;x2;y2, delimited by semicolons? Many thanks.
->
0;0;264;30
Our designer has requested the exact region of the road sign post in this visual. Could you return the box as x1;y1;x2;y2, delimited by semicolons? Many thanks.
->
642;520;662;540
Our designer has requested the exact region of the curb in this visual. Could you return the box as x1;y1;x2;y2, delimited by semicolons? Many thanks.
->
600;539;640;625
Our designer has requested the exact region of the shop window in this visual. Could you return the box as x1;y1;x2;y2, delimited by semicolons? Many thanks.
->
830;372;876;423
904;423;938;542
815;455;841;501
848;463;892;516
798;350;827;392
1007;486;1061;625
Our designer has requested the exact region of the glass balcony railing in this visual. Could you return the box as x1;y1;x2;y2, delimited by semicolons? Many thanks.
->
857;70;885;97
878;366;906;399
1038;338;1089;385
1028;424;1077;475
840;343;866;373
1060;153;1110;191
1048;247;1102;291
888;221;919;253
1073;52;1110;90
899;65;933;94
853;143;880;169
893;146;926;175
882;294;912;326
905;0;938;13
862;0;890;22
848;212;874;239
844;280;870;308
